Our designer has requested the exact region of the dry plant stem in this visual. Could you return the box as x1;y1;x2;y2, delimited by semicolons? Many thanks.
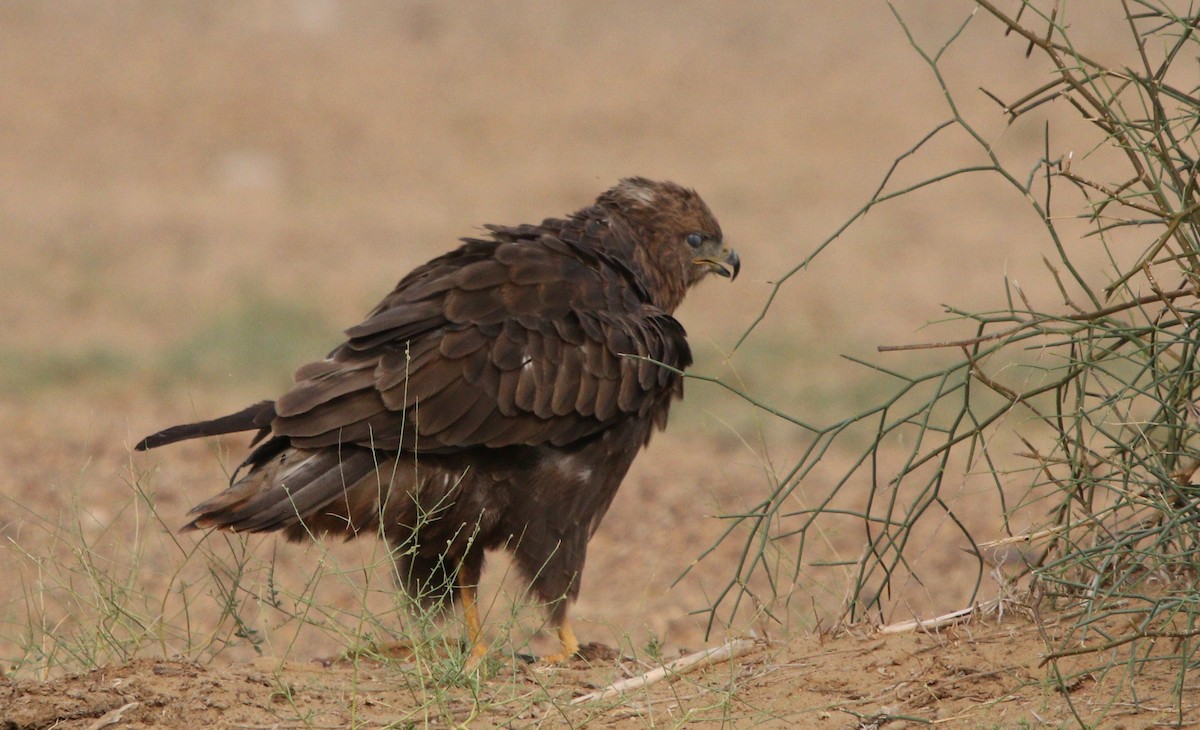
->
1059;170;1168;218
877;603;993;635
86;702;140;730
1039;627;1200;667
568;638;758;705
977;529;1062;549
975;1;1142;173
877;285;1197;352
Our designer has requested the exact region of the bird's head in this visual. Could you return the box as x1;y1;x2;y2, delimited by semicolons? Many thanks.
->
598;177;740;313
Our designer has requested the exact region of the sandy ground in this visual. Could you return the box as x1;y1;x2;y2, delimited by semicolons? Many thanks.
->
0;2;1189;726
4;614;1195;728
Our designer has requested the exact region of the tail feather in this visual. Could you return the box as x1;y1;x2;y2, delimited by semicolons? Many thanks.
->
146;401;415;545
186;447;398;538
136;400;276;451
220;450;374;532
282;465;392;542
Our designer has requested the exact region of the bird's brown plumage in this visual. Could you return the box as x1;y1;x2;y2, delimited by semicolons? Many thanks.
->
137;177;739;662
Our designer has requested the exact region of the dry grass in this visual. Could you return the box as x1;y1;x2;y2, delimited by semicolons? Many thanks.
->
2;2;1195;727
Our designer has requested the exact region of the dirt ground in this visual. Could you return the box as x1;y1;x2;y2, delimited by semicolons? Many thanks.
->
4;614;1196;729
0;2;1189;727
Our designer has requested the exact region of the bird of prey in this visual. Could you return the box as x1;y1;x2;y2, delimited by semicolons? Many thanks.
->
137;177;739;664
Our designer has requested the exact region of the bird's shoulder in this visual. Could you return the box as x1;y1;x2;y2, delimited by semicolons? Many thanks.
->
345;212;654;349
271;215;691;453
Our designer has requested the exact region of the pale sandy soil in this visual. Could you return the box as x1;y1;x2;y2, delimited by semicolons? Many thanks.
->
0;2;1188;727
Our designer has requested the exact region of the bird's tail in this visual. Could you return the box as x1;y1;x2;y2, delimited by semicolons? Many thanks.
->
135;400;276;451
184;445;403;543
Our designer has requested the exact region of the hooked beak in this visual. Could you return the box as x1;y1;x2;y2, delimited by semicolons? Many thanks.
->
694;247;740;280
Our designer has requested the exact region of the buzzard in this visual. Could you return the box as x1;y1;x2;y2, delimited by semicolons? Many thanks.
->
137;178;739;664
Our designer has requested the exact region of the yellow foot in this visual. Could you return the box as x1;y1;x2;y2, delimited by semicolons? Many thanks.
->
539;619;580;664
463;640;489;671
373;641;417;661
539;641;621;665
460;582;489;671
314;641;414;667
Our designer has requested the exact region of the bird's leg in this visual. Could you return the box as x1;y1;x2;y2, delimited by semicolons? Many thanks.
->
540;613;580;664
460;582;489;668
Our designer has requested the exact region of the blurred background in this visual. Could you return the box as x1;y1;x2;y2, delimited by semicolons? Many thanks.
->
0;1;1128;661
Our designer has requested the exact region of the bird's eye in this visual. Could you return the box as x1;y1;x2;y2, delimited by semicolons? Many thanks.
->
686;233;704;248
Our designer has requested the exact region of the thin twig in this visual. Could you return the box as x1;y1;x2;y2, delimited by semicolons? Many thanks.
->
569;639;759;705
878;604;986;635
86;703;140;730
878;286;1196;352
1041;627;1200;666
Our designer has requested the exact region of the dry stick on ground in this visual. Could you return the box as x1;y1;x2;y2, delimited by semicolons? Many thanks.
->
86;702;140;730
877;602;1005;635
569;639;759;705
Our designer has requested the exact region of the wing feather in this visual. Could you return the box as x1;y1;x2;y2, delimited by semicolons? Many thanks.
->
270;215;692;454
276;359;377;417
552;347;582;416
280;390;387;439
573;363;600;416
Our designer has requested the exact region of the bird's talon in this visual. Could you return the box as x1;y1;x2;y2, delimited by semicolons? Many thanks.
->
538;651;579;665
